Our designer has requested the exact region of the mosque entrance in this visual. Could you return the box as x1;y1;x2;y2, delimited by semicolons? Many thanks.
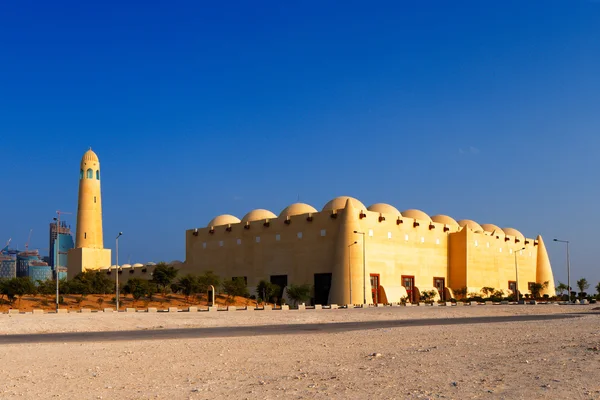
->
270;275;288;303
434;277;445;301
402;275;415;303
370;274;380;304
314;273;332;305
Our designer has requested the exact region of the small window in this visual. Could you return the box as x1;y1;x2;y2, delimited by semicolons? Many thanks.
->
487;242;490;248
86;168;93;179
202;242;207;249
529;251;531;257
474;240;478;247
219;241;224;247
405;234;409;241
509;249;513;254
84;232;87;239
368;229;373;237
420;237;425;243
80;169;83;179
237;239;242;245
435;238;440;245
297;232;303;239
499;248;502;253
387;232;392;239
94;196;96;203
320;229;326;237
275;234;281;241
256;236;260;243
96;170;100;180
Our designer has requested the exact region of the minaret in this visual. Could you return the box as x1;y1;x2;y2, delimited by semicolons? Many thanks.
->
67;149;111;278
76;148;104;249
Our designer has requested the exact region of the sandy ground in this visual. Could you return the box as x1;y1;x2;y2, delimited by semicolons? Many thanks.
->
0;305;599;399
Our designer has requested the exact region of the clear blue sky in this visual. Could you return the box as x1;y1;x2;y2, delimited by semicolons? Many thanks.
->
1;1;598;287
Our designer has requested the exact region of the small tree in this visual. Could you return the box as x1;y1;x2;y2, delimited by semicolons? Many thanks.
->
595;282;600;298
556;282;568;298
176;275;199;301
453;287;468;300
577;278;589;298
123;278;151;305
221;278;249;304
197;271;221;293
285;284;312;306
529;281;549;300
97;297;104;309
151;262;179;296
256;280;280;304
481;287;495;297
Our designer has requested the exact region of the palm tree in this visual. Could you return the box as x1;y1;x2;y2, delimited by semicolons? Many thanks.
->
556;282;568;297
577;278;589;298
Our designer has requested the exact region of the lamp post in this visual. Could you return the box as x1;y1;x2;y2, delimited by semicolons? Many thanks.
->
348;241;357;304
116;232;123;311
353;231;366;304
514;247;526;303
53;217;60;312
554;239;571;303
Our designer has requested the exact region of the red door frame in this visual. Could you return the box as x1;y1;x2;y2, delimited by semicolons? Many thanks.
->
433;277;445;301
370;274;380;304
402;275;415;303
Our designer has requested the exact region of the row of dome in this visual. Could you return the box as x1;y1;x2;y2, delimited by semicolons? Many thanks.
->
207;196;526;240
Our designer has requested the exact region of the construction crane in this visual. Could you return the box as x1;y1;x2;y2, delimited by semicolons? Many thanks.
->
1;238;11;254
24;229;33;250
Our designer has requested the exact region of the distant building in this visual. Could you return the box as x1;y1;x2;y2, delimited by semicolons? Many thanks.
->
49;220;75;271
0;255;16;279
16;250;41;277
28;262;53;283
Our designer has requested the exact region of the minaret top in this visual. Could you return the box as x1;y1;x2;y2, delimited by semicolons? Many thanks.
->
82;148;99;163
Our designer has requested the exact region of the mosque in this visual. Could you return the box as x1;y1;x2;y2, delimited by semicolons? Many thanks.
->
67;149;555;304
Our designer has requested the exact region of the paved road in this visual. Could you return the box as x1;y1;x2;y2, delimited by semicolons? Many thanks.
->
0;313;592;344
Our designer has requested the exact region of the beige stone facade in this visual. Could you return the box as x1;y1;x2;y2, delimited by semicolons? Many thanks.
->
182;196;555;305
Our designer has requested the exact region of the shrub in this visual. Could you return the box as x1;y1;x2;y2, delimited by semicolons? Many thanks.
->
256;280;280;304
222;278;249;303
285;284;312;306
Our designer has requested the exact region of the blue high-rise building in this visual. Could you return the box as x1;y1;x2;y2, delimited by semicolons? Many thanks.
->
49;221;74;274
16;251;41;277
28;263;53;283
0;255;16;279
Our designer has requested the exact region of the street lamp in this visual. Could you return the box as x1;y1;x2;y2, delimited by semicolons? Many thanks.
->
554;239;571;303
514;247;526;303
353;231;366;304
348;241;357;304
116;232;123;311
53;217;60;312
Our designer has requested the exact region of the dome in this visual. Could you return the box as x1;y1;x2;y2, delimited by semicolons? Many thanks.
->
481;224;503;234
402;209;431;221
170;260;183;265
241;209;277;223
207;214;241;227
132;263;144;268
367;203;401;215
146;262;156;266
458;220;483;232
279;203;318;217
121;264;131;269
503;228;525;240
431;215;458;226
322;196;366;212
81;148;99;163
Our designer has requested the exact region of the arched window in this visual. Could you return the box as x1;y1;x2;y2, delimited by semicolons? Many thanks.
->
86;168;93;179
96;170;100;180
80;169;83;179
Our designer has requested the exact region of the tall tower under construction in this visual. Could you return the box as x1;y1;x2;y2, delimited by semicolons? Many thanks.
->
67;149;111;278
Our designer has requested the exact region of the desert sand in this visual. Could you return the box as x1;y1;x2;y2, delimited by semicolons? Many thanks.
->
0;305;599;399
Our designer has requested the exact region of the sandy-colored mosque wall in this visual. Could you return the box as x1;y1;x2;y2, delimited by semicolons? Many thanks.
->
183;196;555;305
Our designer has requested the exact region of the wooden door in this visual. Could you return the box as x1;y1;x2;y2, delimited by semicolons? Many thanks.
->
370;274;380;304
434;277;445;301
402;275;415;303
